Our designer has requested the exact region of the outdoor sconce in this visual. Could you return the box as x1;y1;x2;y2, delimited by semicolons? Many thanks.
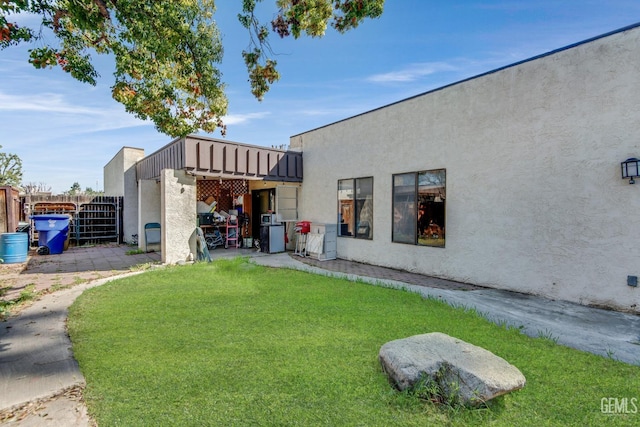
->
621;158;640;184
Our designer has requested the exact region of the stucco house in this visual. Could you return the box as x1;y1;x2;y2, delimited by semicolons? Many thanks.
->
106;23;640;313
104;137;302;263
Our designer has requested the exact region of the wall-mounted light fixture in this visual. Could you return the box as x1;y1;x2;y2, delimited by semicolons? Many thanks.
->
621;158;640;184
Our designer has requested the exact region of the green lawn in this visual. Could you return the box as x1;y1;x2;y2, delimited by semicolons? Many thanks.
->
68;257;640;426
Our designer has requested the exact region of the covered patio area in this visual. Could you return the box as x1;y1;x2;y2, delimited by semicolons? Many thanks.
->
105;135;303;264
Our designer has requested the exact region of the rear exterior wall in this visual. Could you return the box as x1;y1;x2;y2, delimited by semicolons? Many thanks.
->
292;27;640;313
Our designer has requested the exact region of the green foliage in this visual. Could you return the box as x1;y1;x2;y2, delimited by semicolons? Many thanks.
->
0;145;22;187
536;328;559;344
68;258;640;426
125;249;145;255
406;367;469;410
2;0;385;136
63;182;103;196
268;0;385;38
0;284;36;320
240;0;384;99
66;181;82;196
0;1;32;47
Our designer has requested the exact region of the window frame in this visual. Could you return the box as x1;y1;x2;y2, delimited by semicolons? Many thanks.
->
392;169;446;247
337;176;374;240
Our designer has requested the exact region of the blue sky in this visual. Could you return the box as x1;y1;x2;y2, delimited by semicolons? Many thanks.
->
2;1;640;194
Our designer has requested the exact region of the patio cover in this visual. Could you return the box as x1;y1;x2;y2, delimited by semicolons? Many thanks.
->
136;135;303;182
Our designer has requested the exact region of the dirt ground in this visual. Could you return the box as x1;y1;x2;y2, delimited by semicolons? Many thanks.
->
1;243;160;307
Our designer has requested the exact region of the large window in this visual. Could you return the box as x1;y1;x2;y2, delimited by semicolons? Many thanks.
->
392;169;445;247
338;177;373;239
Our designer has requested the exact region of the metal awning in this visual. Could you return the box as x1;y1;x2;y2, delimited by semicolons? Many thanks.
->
136;135;303;182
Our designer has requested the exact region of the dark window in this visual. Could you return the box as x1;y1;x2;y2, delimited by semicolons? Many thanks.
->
392;169;445;247
338;177;373;239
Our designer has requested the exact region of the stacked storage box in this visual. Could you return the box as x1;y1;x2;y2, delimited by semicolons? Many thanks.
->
307;223;337;261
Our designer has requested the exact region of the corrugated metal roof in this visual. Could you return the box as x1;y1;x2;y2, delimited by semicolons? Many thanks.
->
136;135;302;182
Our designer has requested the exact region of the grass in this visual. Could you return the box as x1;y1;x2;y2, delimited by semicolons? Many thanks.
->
125;249;146;255
68;258;640;426
128;262;156;272
0;284;37;320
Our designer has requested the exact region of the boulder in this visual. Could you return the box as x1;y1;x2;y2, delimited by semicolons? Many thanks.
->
379;332;526;406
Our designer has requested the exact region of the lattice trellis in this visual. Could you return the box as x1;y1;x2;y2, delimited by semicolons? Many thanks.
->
197;180;247;213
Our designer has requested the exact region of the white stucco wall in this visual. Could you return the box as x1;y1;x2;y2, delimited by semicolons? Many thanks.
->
161;169;197;264
294;26;640;312
122;164;139;244
103;150;125;197
138;179;161;252
103;147;145;196
104;147;145;243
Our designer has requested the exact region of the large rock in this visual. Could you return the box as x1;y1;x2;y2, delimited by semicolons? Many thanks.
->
379;332;526;406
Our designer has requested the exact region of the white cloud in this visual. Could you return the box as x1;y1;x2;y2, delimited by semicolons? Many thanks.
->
0;90;152;140
367;62;460;83
223;111;270;125
0;57;31;71
298;107;357;117
0;92;100;115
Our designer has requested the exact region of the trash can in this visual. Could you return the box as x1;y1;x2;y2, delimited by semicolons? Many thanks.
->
31;214;70;255
0;232;28;264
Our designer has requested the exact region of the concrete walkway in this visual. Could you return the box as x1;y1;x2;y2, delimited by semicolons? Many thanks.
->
0;273;141;425
1;246;639;425
0;244;159;425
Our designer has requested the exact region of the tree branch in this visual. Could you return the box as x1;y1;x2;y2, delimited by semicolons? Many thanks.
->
94;0;111;20
52;9;68;33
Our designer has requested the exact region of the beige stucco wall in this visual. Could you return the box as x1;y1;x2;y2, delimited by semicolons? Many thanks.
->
103;147;145;196
103;150;125;197
294;27;640;312
122;164;139;244
103;147;145;243
138;179;161;252
161;169;197;264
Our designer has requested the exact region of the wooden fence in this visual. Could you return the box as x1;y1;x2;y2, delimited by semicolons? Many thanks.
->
0;186;20;233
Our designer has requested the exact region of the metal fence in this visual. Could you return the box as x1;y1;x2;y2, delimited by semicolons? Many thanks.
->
23;195;123;246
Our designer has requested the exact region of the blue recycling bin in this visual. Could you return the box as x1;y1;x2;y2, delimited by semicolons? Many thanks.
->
0;232;28;263
31;214;70;255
